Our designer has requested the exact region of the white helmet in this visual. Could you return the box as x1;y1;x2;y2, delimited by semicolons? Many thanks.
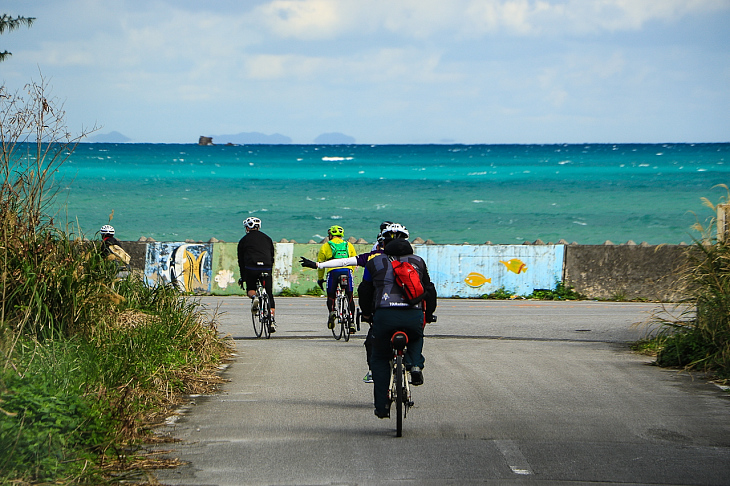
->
100;225;115;236
243;217;261;229
382;223;409;240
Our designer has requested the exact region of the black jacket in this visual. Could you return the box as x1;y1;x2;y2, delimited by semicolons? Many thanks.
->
237;230;275;274
358;238;437;320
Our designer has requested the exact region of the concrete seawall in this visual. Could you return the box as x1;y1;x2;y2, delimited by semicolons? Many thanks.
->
121;241;690;302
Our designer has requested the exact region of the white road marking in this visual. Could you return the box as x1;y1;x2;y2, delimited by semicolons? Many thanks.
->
495;439;533;476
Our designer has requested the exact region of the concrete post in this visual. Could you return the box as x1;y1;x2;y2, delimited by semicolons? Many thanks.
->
718;204;730;243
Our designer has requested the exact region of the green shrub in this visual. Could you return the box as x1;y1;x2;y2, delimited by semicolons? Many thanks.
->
278;287;301;297
528;281;584;300
480;286;515;299
0;342;112;484
305;285;325;296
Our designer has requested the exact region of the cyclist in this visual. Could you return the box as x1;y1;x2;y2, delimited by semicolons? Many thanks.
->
300;221;391;382
237;217;276;333
317;225;357;331
99;225;131;266
358;223;437;419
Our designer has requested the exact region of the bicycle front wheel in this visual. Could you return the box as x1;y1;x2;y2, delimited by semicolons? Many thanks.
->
395;355;404;437
251;293;264;338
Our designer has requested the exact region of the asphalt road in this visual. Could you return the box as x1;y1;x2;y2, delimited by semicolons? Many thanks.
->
153;297;730;486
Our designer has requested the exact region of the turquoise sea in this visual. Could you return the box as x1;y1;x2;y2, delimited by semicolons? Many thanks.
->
54;143;730;245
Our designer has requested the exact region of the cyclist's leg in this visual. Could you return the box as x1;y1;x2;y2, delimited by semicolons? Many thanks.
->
370;308;401;415
364;325;375;369
345;270;355;313
326;270;340;311
402;308;425;370
343;270;356;332
262;273;276;319
363;325;375;382
325;270;342;328
244;271;259;309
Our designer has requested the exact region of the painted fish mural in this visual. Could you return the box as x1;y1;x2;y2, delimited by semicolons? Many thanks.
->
500;258;528;274
464;272;492;288
169;244;210;292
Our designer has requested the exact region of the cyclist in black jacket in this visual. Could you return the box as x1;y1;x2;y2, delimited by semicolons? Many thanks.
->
99;225;131;267
237;217;276;332
358;223;437;419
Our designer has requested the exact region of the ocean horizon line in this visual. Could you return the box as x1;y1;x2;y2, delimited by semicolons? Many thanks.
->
75;141;730;147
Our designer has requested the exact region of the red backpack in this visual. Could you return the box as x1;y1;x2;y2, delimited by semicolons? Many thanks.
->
389;256;426;306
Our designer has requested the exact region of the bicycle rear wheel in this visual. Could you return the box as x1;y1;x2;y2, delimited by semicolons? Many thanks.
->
261;292;271;339
251;292;264;338
395;355;404;437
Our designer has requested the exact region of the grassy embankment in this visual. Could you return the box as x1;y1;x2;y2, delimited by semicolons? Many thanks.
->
0;81;233;484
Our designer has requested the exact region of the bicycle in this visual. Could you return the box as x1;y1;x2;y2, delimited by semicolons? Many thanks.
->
386;314;436;437
332;273;355;342
388;331;413;437
250;273;272;339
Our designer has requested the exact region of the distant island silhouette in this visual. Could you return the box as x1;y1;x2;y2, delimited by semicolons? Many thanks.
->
313;132;356;144
86;131;132;143
199;131;357;145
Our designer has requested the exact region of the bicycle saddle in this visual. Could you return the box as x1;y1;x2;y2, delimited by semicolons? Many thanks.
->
391;331;408;351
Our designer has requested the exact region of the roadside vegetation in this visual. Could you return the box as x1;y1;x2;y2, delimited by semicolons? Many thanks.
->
0;79;233;484
481;281;583;301
638;188;730;381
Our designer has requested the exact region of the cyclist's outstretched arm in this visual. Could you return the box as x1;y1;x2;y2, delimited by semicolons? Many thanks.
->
310;256;359;269
300;249;379;270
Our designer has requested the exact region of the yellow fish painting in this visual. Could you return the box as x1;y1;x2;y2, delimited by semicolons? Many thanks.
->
500;258;528;274
464;272;491;288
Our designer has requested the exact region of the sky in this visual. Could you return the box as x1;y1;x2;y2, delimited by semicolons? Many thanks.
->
1;0;729;145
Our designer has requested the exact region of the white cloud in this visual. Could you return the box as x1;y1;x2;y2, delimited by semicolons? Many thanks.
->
244;54;327;80
253;0;347;39
249;0;730;40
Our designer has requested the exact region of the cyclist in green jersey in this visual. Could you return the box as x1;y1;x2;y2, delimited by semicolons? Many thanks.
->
317;225;357;330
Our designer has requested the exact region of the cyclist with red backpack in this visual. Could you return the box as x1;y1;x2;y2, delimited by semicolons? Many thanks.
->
317;225;357;331
357;223;437;419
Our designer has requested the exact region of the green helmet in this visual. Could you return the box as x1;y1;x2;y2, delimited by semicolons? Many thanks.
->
328;225;344;237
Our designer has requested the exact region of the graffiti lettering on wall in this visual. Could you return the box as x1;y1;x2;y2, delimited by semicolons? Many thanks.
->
144;243;212;293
